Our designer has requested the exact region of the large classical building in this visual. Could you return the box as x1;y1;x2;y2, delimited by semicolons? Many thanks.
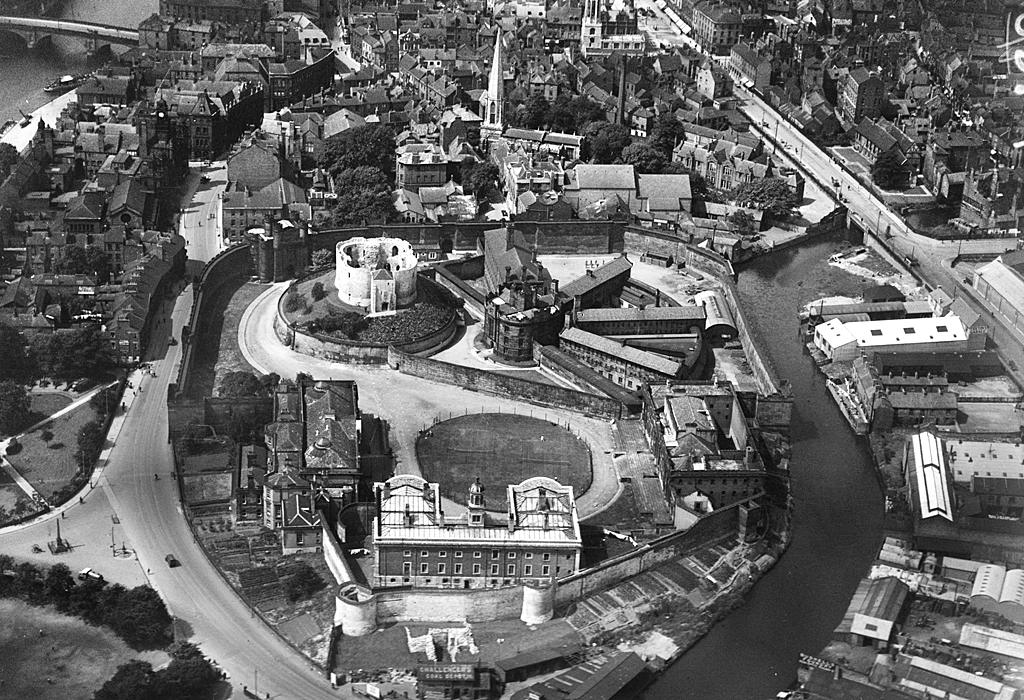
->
372;475;582;589
580;0;645;57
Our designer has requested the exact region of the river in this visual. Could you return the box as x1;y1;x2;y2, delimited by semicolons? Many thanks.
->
0;0;153;124
644;235;885;698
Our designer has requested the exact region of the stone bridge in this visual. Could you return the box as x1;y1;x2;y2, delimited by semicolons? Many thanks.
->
0;16;138;54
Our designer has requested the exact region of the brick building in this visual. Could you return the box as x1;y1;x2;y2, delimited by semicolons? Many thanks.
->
839;68;884;125
372;475;582;589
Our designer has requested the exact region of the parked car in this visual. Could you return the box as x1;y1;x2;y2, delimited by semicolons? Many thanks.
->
70;377;96;392
78;567;104;582
165;554;181;568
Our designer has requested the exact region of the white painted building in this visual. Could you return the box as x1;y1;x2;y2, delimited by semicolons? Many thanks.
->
813;316;971;362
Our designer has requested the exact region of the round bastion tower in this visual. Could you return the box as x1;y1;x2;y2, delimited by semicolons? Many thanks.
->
334;237;418;313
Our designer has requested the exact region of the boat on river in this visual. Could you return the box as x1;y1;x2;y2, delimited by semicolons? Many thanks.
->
44;74;90;93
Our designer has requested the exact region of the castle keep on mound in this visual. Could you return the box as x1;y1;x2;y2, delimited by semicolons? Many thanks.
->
335;236;418;313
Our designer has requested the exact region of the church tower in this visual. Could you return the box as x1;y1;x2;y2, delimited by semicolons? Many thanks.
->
480;30;505;143
581;0;603;56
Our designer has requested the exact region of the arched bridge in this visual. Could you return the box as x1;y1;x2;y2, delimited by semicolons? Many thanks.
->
0;16;138;53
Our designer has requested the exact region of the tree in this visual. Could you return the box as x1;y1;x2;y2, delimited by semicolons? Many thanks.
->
285;561;327;602
520;93;550;129
649;113;687;158
547;95;606;133
34;325;113;382
330;166;394;226
0;142;18;179
0;322;34;382
94;660;158;700
107;585;173;649
55;244;111;284
465;162;501;199
0;380;30;435
76;419;106;469
310;248;332;269
218;371;265;398
311;281;326;301
318;124;397;181
43;563;75;608
583;121;631;164
731;177;799;219
728;210;757;235
872;148;910;191
619;142;667;173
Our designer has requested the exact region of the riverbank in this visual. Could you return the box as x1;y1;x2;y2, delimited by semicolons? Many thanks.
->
1;89;77;152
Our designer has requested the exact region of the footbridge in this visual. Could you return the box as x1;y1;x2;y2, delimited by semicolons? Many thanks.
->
0;16;138;53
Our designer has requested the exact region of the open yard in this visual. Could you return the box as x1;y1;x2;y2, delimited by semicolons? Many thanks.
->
29;393;73;421
417;413;592;513
0;598;149;699
7;401;100;501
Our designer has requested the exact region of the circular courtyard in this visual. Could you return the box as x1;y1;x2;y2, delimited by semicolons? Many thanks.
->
416;413;592;513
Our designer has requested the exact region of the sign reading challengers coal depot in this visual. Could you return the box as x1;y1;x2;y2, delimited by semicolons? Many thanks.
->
417;664;477;681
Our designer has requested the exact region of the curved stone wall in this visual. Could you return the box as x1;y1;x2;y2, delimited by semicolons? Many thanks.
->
520;582;555;625
335;583;378;636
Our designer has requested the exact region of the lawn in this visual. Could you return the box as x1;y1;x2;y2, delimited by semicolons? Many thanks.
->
7;401;100;501
0;598;140;699
416;413;592;513
29;393;72;420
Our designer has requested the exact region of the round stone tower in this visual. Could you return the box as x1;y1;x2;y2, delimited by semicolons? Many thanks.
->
520;581;555;625
334;582;378;636
335;237;418;312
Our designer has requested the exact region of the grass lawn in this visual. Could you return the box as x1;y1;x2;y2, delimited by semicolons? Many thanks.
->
29;393;72;420
7;402;100;501
417;413;592;513
0;598;140;699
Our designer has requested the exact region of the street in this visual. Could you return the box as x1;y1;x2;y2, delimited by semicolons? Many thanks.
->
179;160;229;266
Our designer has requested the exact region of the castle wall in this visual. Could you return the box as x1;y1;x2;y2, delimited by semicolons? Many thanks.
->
375;585;525;624
387;347;625;419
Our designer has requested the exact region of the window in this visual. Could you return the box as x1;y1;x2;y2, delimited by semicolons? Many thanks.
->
507;564;516;576
492;550;500;559
403;562;411;575
490;564;499;575
508;552;516;559
473;564;481;574
524;565;532;576
525;552;533;559
420;563;429;573
403;550;411;557
870;329;883;336
473;551;482;558
438;550;447;558
421;550;429;557
542;553;551;562
454;563;463;574
542;565;550;576
437;563;446;574
936;325;948;332
903;328;915;334
454;551;463;558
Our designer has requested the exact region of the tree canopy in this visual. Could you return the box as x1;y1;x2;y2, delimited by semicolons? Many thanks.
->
619;142;667;174
318;124;397;181
55;244;112;285
0;322;34;382
871;148;910;191
31;325;112;382
217;371;265;398
463;161;501;199
649;113;687;159
731;177;799;219
76;419;106;469
584;121;632;164
329;166;394;227
0;380;30;435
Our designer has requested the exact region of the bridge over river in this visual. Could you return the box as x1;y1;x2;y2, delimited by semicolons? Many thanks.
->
0;16;137;54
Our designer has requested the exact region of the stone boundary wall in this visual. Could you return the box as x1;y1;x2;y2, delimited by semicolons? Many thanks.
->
274;275;461;364
717;280;785;398
622;225;736;280
433;256;486;316
554;500;744;606
375;585;525;624
387;347;624;419
175;244;250;396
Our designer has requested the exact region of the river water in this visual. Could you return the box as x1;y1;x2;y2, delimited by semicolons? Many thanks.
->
645;235;885;698
0;0;153;124
0;3;886;693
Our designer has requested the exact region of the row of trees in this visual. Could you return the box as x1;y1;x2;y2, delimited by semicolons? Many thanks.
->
0;321;113;385
0;558;173;649
508;93;608;133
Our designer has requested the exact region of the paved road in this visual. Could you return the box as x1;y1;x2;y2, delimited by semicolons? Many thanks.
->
179;160;228;267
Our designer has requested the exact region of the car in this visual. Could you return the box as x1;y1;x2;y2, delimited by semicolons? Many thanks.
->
200;175;210;183
165;554;181;568
169;337;178;346
70;377;96;392
78;567;104;582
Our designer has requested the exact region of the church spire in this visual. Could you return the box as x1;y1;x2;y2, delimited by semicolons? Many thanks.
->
481;29;504;142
